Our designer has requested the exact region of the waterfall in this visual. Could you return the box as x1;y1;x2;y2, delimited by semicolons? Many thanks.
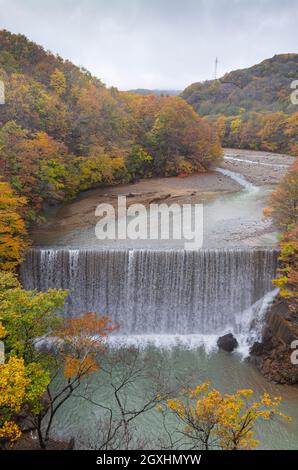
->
21;248;278;349
216;167;258;192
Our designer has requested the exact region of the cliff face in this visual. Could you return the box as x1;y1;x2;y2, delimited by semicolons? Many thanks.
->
250;301;298;384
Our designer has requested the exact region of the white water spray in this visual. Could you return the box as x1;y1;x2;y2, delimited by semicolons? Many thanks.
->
216;167;258;192
21;248;278;355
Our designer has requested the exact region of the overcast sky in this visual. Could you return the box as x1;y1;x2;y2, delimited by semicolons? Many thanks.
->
0;0;297;90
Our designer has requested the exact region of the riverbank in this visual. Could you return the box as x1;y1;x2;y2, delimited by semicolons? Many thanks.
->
31;149;295;247
223;148;295;185
31;169;239;245
251;300;298;385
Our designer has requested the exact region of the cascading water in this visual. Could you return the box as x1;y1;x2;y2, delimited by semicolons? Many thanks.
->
20;248;278;351
216;167;258;192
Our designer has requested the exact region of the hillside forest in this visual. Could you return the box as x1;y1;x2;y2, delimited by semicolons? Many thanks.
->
0;30;222;223
182;54;298;156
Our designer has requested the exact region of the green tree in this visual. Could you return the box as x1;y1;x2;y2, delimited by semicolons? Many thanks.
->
0;271;67;363
126;145;153;180
0;356;50;447
0;272;115;449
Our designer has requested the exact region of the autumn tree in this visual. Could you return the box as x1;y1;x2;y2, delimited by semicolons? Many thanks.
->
30;312;115;449
0;275;53;447
0;31;223;222
0;356;49;448
272;225;298;312
126;145;153;181
269;159;298;313
2;73;70;140
0;271;65;445
77;145;126;190
80;347;175;450
0;181;28;271
0;123;77;219
74;84;128;154
50;68;66;96
271;157;298;228
0;272;115;448
21;131;75;205
148;97;222;175
164;383;288;450
285;112;298;156
0;271;67;363
257;113;287;153
216;111;298;155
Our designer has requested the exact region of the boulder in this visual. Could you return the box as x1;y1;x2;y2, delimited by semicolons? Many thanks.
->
217;333;238;352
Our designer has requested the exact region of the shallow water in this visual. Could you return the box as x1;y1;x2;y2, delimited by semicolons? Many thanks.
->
51;346;298;450
31;176;277;249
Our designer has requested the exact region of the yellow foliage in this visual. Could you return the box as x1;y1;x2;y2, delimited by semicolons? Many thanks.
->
230;119;242;135
272;226;298;311
50;68;66;96
0;181;29;271
166;383;289;450
0;421;22;443
0;321;7;339
0;356;50;443
56;313;115;380
0;356;28;443
0;357;29;411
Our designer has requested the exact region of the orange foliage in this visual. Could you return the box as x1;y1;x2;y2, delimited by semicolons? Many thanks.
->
0;181;29;271
64;355;98;379
55;312;116;380
263;207;272;217
271;157;298;228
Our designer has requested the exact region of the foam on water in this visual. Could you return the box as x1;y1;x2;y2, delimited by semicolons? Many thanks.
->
105;288;279;358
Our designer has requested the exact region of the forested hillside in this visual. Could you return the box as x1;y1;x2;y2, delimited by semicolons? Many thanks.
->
0;30;221;222
182;54;298;116
214;112;298;155
182;55;298;155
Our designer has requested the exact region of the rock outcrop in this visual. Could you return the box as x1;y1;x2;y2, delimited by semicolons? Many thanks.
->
250;301;298;384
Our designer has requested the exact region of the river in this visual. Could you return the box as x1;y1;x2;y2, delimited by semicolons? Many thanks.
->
21;150;298;449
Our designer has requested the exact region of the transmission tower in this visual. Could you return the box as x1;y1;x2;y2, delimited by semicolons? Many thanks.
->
214;57;218;79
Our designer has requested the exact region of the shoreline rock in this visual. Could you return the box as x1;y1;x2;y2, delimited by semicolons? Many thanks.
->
250;300;298;385
217;333;238;352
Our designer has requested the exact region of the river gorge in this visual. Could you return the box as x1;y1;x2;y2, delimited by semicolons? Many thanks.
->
21;149;298;449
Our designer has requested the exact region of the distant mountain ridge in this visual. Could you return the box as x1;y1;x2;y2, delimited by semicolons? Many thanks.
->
181;54;298;117
128;88;181;96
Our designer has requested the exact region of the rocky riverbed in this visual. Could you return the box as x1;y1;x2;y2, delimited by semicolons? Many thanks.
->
31;149;295;248
223;148;295;185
